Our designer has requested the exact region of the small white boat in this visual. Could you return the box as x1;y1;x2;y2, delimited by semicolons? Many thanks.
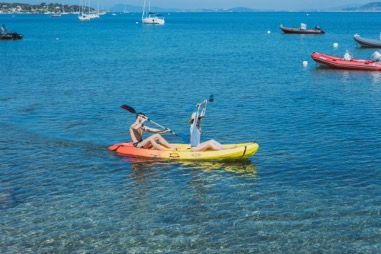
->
142;0;164;25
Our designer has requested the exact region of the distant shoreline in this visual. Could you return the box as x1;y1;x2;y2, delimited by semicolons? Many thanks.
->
1;2;381;13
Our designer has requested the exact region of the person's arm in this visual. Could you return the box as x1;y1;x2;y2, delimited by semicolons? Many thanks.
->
190;104;202;146
130;115;146;130
200;100;207;118
144;126;169;134
192;104;200;129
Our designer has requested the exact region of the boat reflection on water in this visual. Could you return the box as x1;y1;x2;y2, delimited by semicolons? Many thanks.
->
370;71;381;84
120;156;257;179
178;160;257;177
312;66;381;85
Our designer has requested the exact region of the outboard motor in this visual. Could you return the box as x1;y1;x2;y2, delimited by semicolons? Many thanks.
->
371;51;381;62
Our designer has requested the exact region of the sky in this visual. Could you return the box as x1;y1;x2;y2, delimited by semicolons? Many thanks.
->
4;0;375;10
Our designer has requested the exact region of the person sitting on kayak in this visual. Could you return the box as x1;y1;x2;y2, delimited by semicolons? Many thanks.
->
189;100;226;152
130;112;177;151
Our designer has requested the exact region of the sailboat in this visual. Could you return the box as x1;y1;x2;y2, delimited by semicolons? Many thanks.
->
142;0;164;25
88;0;100;19
78;0;91;21
61;3;69;15
51;4;61;17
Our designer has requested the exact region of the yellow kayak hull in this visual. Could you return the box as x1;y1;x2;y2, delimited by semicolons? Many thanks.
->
109;142;259;160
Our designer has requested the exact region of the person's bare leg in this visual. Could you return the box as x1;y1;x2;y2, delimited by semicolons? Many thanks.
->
141;137;164;150
152;134;176;150
209;139;227;150
141;134;176;150
191;140;223;152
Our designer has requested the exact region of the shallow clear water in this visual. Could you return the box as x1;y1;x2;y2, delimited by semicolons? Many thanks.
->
1;12;381;253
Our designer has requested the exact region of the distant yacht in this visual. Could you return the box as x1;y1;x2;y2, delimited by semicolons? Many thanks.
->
77;0;100;21
78;0;91;21
98;10;107;15
51;13;61;17
88;12;99;19
61;3;69;15
51;5;61;17
88;0;100;19
142;0;164;25
78;14;91;21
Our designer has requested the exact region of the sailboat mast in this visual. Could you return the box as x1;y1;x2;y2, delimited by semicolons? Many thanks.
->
142;0;146;19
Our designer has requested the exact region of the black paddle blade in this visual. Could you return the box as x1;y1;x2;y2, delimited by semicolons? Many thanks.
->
121;104;137;114
209;94;214;102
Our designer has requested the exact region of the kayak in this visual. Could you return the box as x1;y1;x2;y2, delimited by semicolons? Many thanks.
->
109;142;259;160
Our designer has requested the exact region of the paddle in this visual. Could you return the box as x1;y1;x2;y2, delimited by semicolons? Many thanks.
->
187;94;214;112
197;94;214;105
121;104;190;143
196;94;214;116
207;94;214;103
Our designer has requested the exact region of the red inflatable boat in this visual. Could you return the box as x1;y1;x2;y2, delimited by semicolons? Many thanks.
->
311;51;381;71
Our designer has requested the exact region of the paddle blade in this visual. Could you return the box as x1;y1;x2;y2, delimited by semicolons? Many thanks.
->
121;104;137;114
209;94;214;102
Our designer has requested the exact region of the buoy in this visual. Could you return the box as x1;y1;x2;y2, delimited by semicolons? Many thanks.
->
333;42;339;48
303;61;308;67
267;30;271;34
136;21;139;24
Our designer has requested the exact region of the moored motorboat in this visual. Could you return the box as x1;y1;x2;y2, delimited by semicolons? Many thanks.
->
354;33;381;48
0;31;22;40
0;24;22;40
109;142;259;160
311;51;381;71
280;23;325;34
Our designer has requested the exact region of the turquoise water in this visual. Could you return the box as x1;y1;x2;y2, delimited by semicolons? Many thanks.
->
1;12;381;253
